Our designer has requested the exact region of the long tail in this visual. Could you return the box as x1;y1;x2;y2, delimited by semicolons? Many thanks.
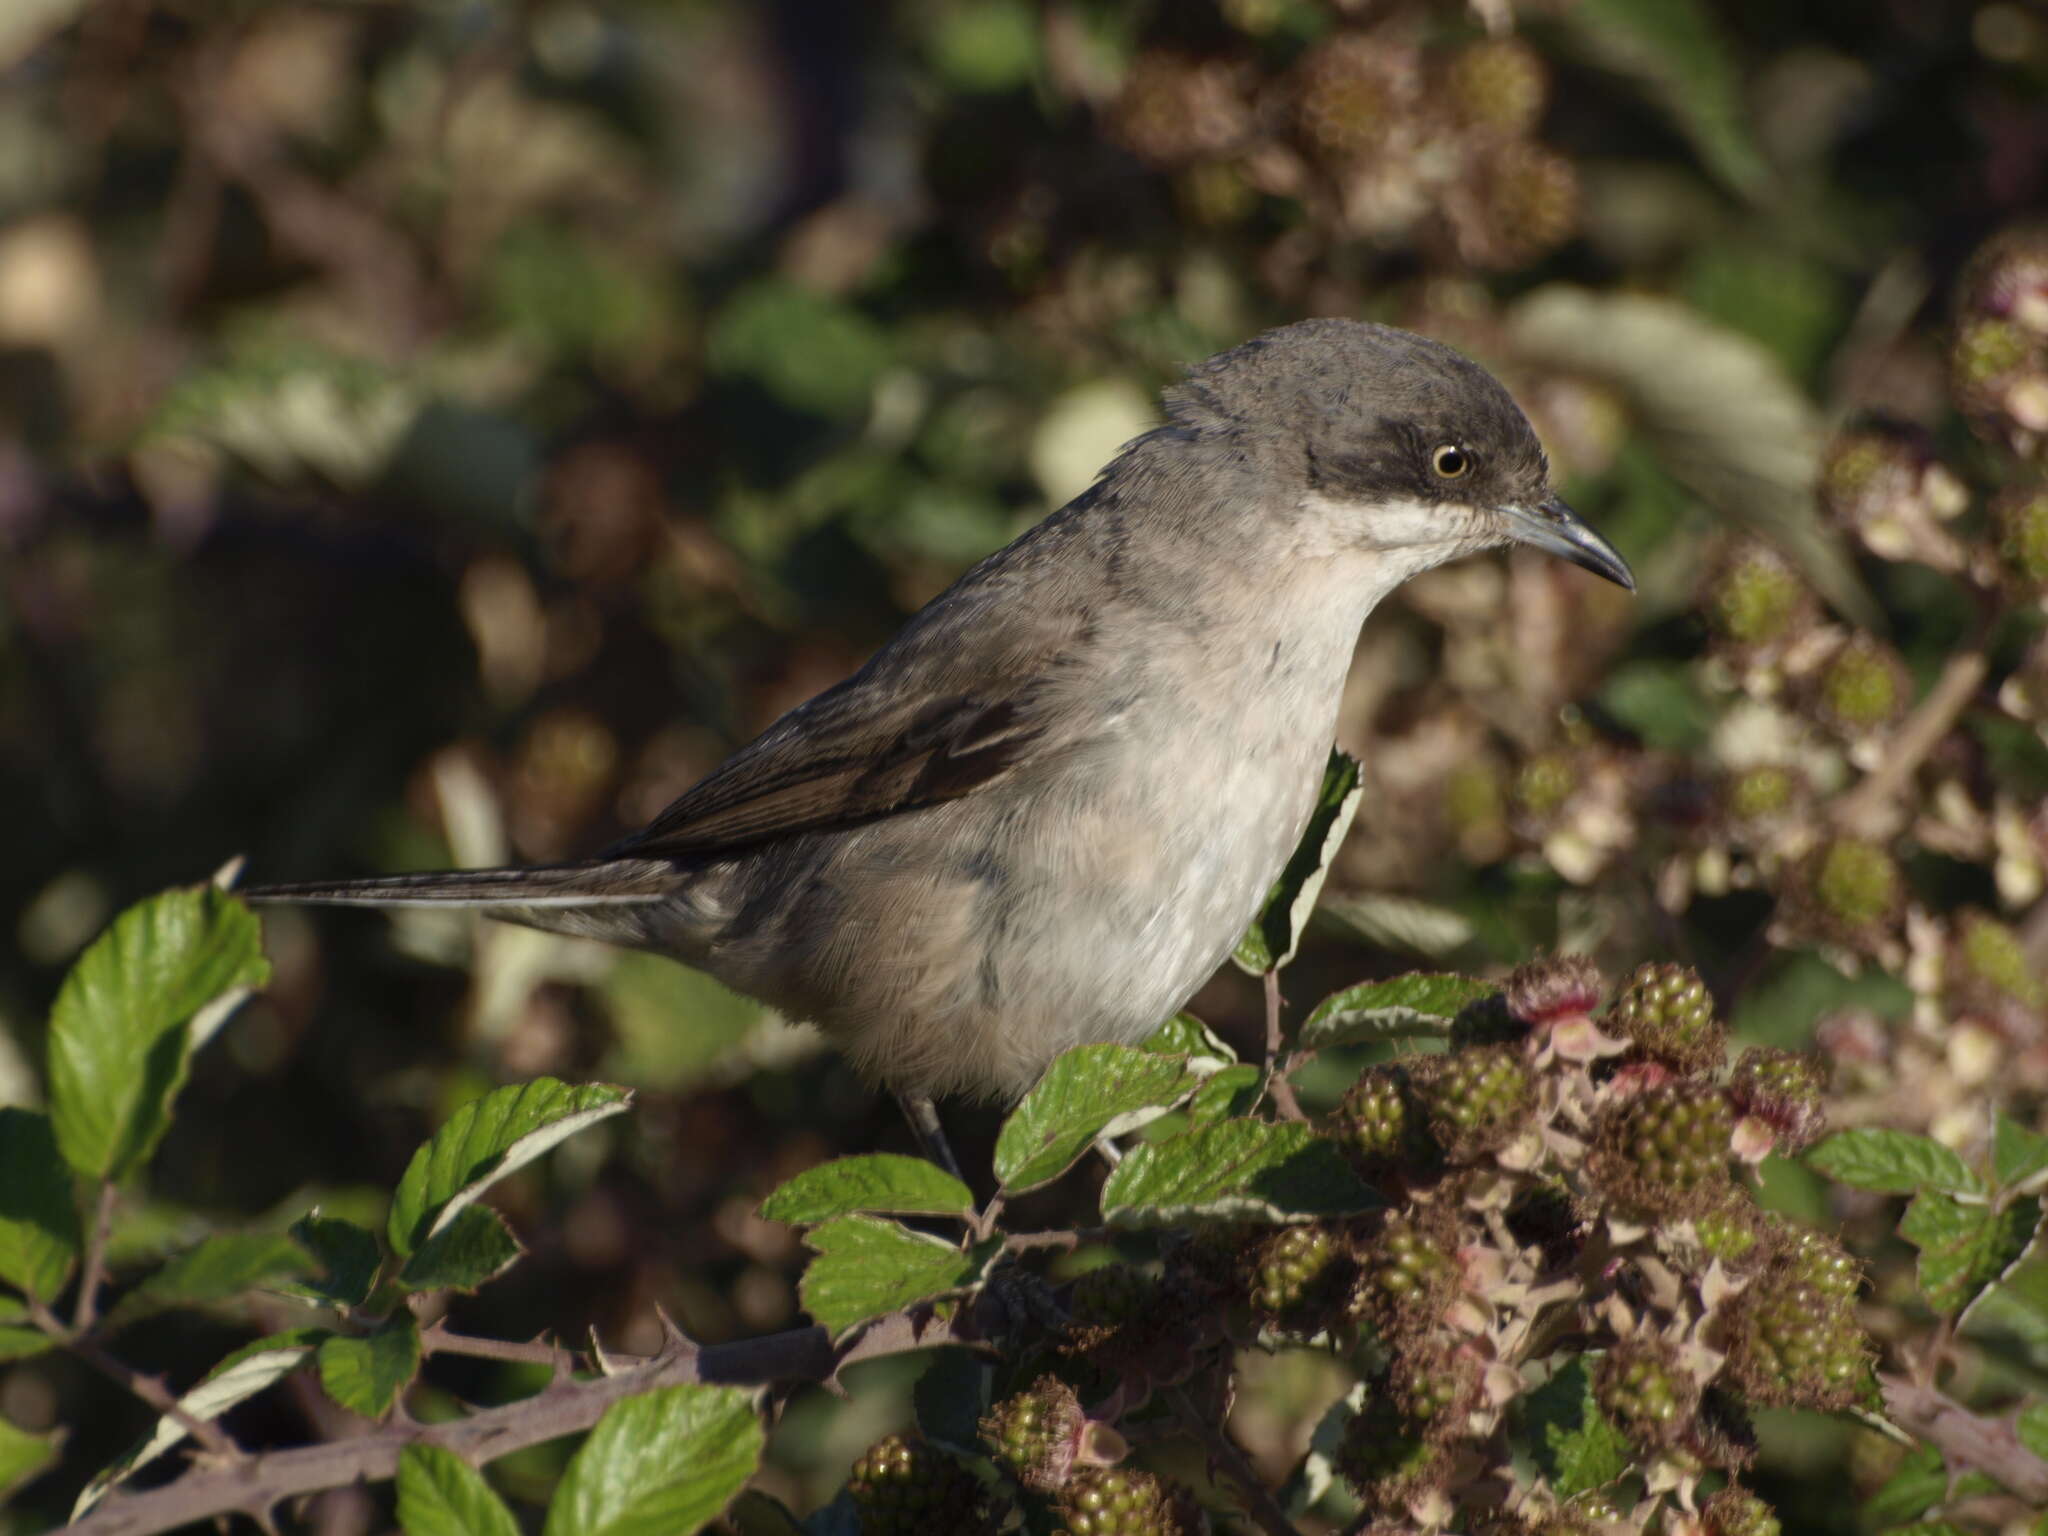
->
243;858;678;910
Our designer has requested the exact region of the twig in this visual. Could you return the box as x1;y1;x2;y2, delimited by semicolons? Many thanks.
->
27;1299;240;1460
1263;970;1307;1123
1881;1369;2048;1505
1833;645;1990;840
65;1310;986;1536
72;1180;119;1334
1167;1386;1299;1536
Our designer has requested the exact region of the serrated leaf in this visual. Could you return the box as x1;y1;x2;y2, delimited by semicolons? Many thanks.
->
543;1383;763;1536
0;1108;79;1302
798;1216;999;1337
71;1328;327;1518
280;1213;383;1309
913;1348;989;1455
760;1155;972;1226
1100;1118;1374;1227
994;1045;1209;1193
1297;974;1495;1051
1234;749;1362;974
1900;1192;2041;1316
1561;0;1767;195
1863;1442;1946;1524
47;885;270;1181
1185;1065;1263;1126
1524;1359;1631;1497
396;1204;523;1293
107;1231;310;1329
1141;1013;1235;1062
1808;1129;1986;1196
388;1078;630;1257
398;1443;522;1536
1995;1115;2048;1192
0;1412;58;1503
317;1312;420;1419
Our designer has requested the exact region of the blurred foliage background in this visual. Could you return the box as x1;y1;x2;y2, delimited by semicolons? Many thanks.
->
2;0;2047;1529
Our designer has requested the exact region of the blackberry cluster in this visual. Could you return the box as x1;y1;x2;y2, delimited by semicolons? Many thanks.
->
1593;1338;1698;1451
1502;953;1603;1029
1410;1042;1534;1161
1728;1048;1827;1152
1349;1210;1460;1329
1605;962;1725;1074
1590;1082;1735;1214
1333;1066;1418;1168
1335;1396;1455;1513
1723;1265;1872;1411
1386;1333;1481;1429
846;1433;990;1536
1705;543;1811;653
1053;1467;1199;1536
1249;1222;1347;1333
1702;1484;1783;1536
981;1375;1083;1493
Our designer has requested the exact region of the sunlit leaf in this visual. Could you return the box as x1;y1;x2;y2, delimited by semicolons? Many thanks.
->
397;1444;522;1536
760;1154;973;1226
1100;1118;1373;1226
0;1108;79;1303
798;1217;1000;1338
542;1384;763;1536
1235;750;1363;975
317;1312;421;1419
994;1045;1210;1193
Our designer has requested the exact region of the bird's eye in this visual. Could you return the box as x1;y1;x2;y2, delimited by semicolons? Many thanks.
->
1431;444;1471;479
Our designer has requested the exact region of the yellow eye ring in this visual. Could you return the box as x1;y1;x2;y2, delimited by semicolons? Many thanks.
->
1432;444;1471;479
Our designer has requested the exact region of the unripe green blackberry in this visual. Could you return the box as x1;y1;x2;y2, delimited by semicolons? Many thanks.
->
1055;1466;1193;1536
982;1375;1084;1493
1350;1210;1460;1329
1605;962;1724;1073
1953;315;2031;393
1386;1334;1480;1428
1410;1042;1534;1160
1995;487;2048;591
1450;139;1578;270
1250;1222;1342;1325
1594;1337;1698;1450
1590;1082;1734;1215
1724;1275;1872;1411
1724;764;1798;825
1512;750;1576;822
847;1432;988;1535
1816;635;1907;734
1503;952;1604;1028
1702;1485;1782;1536
1706;544;1807;650
1765;1221;1862;1302
1335;1396;1453;1511
1692;1192;1764;1266
1728;1048;1827;1152
1949;908;2048;1014
1334;1066;1420;1168
1803;837;1904;943
1818;432;1907;528
1443;37;1547;136
1291;33;1417;161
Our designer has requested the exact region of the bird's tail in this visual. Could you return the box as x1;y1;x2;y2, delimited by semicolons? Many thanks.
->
244;859;677;910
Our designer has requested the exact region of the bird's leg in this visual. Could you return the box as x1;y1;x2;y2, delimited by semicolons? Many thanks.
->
895;1090;966;1183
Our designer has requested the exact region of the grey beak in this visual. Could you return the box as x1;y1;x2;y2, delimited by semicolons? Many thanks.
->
1500;494;1635;591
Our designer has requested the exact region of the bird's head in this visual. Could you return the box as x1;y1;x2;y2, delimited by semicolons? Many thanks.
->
1164;318;1635;591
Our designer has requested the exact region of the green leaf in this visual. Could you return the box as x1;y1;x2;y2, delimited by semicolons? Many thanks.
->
1598;659;1715;752
706;280;891;420
388;1078;631;1258
47;885;270;1181
317;1312;421;1419
1863;1442;1945;1524
108;1231;310;1329
1185;1065;1263;1126
398;1444;522;1536
543;1383;763;1536
994;1044;1209;1193
280;1212;383;1309
760;1154;973;1226
0;1412;58;1503
1297;974;1495;1051
1808;1129;1986;1197
1524;1359;1631;1497
1995;1115;2048;1192
0;1298;51;1361
1234;749;1362;974
396;1204;523;1293
1561;0;1767;195
798;1216;1000;1338
1900;1192;2041;1317
1100;1118;1374;1226
1141;1013;1235;1062
71;1328;327;1519
0;1107;79;1302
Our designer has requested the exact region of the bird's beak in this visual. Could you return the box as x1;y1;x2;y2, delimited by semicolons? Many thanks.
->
1498;494;1635;591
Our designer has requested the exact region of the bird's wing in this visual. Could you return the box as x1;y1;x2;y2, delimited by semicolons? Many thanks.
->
613;570;1101;861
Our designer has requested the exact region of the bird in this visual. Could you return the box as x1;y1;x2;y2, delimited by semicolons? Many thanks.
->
248;319;1633;1173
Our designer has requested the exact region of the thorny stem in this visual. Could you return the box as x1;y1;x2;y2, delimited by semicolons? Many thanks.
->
72;1179;119;1334
1881;1369;2048;1505
27;1298;240;1460
1168;1386;1300;1536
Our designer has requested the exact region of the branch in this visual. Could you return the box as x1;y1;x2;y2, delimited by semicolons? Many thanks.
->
1880;1370;2048;1506
1832;645;1990;840
1263;970;1307;1124
26;1298;239;1461
66;1310;985;1536
72;1180;119;1334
